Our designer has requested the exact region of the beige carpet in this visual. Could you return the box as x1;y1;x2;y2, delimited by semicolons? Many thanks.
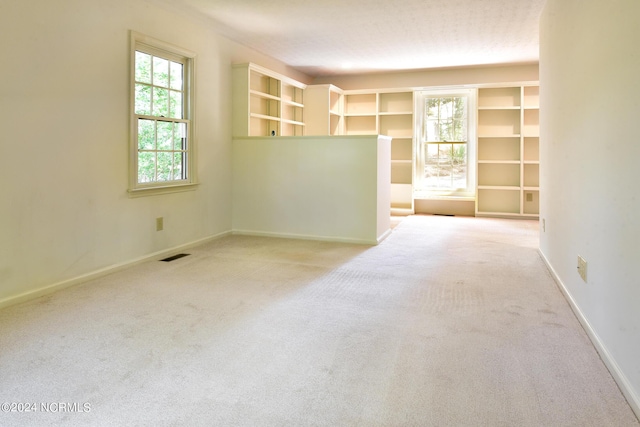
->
0;215;637;426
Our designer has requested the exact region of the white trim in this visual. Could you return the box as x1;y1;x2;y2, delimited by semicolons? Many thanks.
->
128;182;199;198
538;249;640;419
377;228;393;244
232;62;307;90
131;31;196;59
0;231;231;311
232;229;384;246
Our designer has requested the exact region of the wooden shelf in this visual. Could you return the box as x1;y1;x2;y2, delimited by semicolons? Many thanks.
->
379;92;413;113
378;111;413;116
282;100;304;108
250;113;280;121
477;188;521;214
523;86;539;109
478;137;520;162
478;106;521;110
478;87;521;108
379;114;412;138
476;84;540;218
281;119;305;126
345;93;377;115
233;63;306;137
250;90;280;101
345;115;377;135
478;109;521;137
523;137;539;162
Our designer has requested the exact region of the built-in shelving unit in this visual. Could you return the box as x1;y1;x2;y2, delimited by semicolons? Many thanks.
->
343;90;415;215
476;85;539;218
344;92;378;135
380;91;414;216
233;63;306;137
232;62;540;220
305;84;344;135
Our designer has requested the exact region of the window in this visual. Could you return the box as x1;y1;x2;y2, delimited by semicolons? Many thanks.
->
129;32;197;196
414;89;476;198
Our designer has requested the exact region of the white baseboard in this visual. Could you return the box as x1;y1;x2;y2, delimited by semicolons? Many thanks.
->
0;231;231;311
231;229;383;245
377;228;393;244
538;249;640;419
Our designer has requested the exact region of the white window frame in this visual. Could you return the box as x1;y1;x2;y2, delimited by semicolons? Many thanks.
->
128;31;197;197
414;88;477;199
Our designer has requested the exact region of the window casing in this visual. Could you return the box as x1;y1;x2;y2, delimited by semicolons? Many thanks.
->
129;32;197;196
414;89;476;198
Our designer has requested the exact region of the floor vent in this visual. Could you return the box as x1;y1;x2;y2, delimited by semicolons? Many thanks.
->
433;214;455;217
160;253;190;262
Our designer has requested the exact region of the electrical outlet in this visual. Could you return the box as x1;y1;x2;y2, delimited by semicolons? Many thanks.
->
542;218;546;232
156;217;164;231
577;255;587;282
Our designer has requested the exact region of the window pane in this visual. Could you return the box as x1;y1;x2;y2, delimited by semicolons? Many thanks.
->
452;143;467;189
425;119;439;142
440;119;453;141
453;118;467;142
169;90;182;119
438;144;452;166
441;98;453;120
173;152;184;180
156;152;172;181
138;151;156;183
131;38;192;190
138;119;155;150
174;123;187;150
135;84;151;115
427;98;439;119
135;52;151;84
157;121;173;150
152;87;169;117
153;56;169;88
453;97;466;119
418;92;471;192
424;144;439;187
169;61;183;90
425;97;468;142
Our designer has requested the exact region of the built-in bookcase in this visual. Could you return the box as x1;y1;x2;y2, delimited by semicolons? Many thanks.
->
232;63;539;219
342;90;414;215
305;85;344;136
233;63;306;136
476;85;539;218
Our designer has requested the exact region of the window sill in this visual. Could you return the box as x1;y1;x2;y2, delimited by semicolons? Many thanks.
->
128;182;199;198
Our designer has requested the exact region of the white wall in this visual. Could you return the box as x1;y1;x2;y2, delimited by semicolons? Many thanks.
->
313;64;539;91
232;136;391;244
0;0;309;306
539;0;640;414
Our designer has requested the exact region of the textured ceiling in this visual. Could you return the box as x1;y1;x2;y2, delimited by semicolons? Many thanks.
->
175;0;546;77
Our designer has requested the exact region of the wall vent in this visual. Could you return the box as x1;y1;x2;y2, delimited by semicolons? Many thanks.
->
160;254;190;262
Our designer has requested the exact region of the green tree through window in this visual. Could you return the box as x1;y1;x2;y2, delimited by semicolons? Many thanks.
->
129;32;195;195
422;95;470;191
416;89;473;196
134;51;187;183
